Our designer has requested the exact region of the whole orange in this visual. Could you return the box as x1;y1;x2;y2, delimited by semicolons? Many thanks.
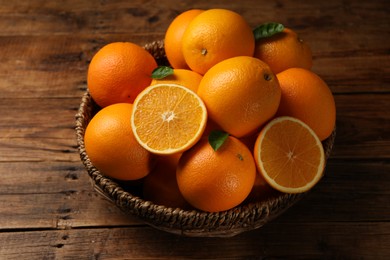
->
143;153;189;209
84;103;155;180
245;173;278;203
182;9;255;75
150;69;202;93
202;118;223;138
197;56;281;138
164;9;204;69
176;136;256;212
276;68;336;141
87;42;157;107
254;28;312;74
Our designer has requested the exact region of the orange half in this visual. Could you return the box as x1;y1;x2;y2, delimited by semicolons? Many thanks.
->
131;83;207;155
254;116;325;193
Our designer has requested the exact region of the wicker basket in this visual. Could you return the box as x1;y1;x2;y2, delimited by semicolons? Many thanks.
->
75;40;336;237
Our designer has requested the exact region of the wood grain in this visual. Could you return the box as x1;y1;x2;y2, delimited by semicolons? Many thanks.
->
0;160;388;231
0;223;388;259
0;0;389;258
0;94;388;162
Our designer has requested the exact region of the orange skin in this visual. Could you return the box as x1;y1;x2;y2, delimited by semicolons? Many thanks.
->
198;56;281;138
87;42;157;107
276;68;336;141
164;9;204;69
177;136;256;212
150;69;203;93
254;28;312;74
245;173;279;203
84;103;155;180
143;153;190;209
182;9;255;75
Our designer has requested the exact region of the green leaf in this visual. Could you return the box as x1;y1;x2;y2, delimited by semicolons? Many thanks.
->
253;22;285;40
151;66;174;79
208;130;229;151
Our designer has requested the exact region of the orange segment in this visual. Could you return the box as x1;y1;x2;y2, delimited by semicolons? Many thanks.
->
254;116;325;193
131;83;207;155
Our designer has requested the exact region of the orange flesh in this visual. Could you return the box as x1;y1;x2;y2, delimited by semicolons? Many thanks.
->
132;85;206;153
260;119;323;188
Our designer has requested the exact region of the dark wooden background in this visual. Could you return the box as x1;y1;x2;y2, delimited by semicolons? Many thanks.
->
0;0;389;259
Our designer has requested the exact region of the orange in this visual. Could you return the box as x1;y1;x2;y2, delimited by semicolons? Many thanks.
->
150;69;202;93
197;56;281;138
84;103;155;180
177;136;256;212
254;28;312;74
87;42;157;107
276;68;336;141
254;116;325;193
143;153;189;209
202;118;223;138
246;173;278;203
131;83;207;155
164;9;204;69
182;9;255;75
239;132;258;152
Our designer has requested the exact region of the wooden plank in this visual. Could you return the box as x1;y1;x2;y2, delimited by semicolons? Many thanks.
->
0;31;387;98
0;97;78;138
0;191;140;230
0;159;388;230
0;162;89;194
0;222;388;259
0;97;79;162
0;0;388;258
313;55;390;94
0;138;79;163
0;0;387;34
0;40;387;98
0;1;388;99
332;94;390;159
282;159;390;223
1;94;389;161
0;162;141;229
0;1;169;36
0;35;163;99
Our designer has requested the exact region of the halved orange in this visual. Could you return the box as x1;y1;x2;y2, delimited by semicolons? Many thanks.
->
131;83;207;155
254;116;325;193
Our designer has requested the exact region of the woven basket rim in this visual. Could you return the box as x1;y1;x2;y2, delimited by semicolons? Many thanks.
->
75;40;336;237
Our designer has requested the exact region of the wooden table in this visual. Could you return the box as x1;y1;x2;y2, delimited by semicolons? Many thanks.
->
1;0;389;259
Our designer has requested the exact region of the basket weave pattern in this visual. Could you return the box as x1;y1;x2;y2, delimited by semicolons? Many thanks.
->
75;40;336;237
